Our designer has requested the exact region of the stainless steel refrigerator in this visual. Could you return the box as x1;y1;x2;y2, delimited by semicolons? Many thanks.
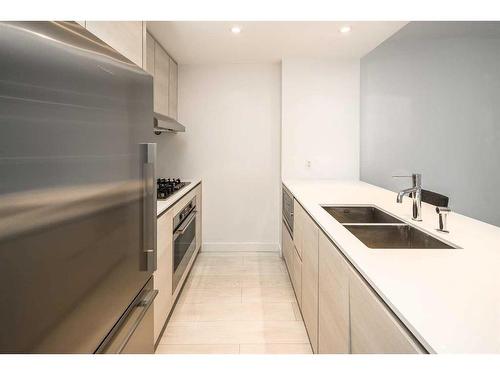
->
0;22;157;353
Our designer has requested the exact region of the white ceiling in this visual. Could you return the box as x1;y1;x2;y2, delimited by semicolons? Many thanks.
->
147;21;407;64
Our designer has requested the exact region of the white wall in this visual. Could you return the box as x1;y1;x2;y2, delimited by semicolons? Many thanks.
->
159;63;282;252
281;58;360;180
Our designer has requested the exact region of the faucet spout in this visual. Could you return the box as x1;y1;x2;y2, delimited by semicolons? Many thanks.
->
393;173;422;221
396;187;417;203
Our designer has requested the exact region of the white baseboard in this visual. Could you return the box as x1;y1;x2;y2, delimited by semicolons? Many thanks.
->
202;242;280;252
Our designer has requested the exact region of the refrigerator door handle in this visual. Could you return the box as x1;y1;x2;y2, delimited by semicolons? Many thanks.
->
141;143;157;272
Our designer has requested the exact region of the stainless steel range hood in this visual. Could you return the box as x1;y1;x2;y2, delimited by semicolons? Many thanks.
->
153;112;186;134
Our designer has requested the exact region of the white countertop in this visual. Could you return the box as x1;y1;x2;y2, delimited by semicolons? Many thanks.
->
283;179;500;353
157;178;201;217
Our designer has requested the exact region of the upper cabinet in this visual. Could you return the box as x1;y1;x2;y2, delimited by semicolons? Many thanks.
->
168;56;178;119
76;22;179;120
154;43;170;115
145;32;155;75
145;31;179;120
83;22;145;68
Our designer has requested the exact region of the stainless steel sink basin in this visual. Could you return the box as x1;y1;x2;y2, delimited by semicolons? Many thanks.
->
344;224;456;249
322;206;403;224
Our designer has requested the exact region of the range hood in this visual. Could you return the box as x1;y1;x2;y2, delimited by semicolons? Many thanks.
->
153;112;186;134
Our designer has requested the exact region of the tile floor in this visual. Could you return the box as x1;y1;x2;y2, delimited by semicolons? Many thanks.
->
155;251;312;354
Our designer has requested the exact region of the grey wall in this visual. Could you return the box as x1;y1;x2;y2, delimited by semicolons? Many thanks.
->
360;21;500;226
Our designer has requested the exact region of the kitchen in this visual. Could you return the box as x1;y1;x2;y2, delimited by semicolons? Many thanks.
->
1;1;500;373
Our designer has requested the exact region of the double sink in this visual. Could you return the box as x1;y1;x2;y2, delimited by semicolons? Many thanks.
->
322;206;456;249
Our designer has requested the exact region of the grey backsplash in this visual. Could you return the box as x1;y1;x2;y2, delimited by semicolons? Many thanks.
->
360;21;500;227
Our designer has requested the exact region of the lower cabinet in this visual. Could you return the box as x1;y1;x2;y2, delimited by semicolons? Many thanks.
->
318;232;350;353
282;221;302;307
282;193;426;354
154;209;173;343
291;246;302;307
301;213;319;353
293;199;303;258
154;184;202;344
282;221;293;273
349;271;425;354
195;188;202;252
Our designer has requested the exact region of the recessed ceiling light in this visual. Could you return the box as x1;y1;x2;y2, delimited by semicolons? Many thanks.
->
339;26;351;34
231;26;241;34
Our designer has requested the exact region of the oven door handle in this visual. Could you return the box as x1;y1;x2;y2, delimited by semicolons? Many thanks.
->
174;210;197;240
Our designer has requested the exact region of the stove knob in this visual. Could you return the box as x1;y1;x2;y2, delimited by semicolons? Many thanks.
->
175;178;181;184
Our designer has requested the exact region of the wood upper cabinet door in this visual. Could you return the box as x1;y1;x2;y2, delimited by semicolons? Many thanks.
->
293;200;303;259
84;22;144;68
318;232;350;353
154;210;173;343
145;32;155;76
154;42;170;115
349;271;425;354
168;57;178;119
301;212;319;353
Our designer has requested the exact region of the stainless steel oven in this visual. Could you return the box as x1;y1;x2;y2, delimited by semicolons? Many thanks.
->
172;197;197;292
282;185;294;237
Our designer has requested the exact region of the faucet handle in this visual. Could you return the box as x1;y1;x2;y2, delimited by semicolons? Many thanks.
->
392;173;421;178
392;173;422;186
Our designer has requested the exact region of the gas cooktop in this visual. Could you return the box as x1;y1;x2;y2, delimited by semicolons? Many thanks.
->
157;178;190;200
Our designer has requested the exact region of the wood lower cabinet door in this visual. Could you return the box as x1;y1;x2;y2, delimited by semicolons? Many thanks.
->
154;209;173;343
318;232;350;353
301;213;319;353
292;246;302;307
282;221;293;273
84;21;144;68
349;271;425;354
293;199;303;259
195;185;202;252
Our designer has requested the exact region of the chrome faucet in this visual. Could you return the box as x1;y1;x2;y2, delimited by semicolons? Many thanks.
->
393;173;422;221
